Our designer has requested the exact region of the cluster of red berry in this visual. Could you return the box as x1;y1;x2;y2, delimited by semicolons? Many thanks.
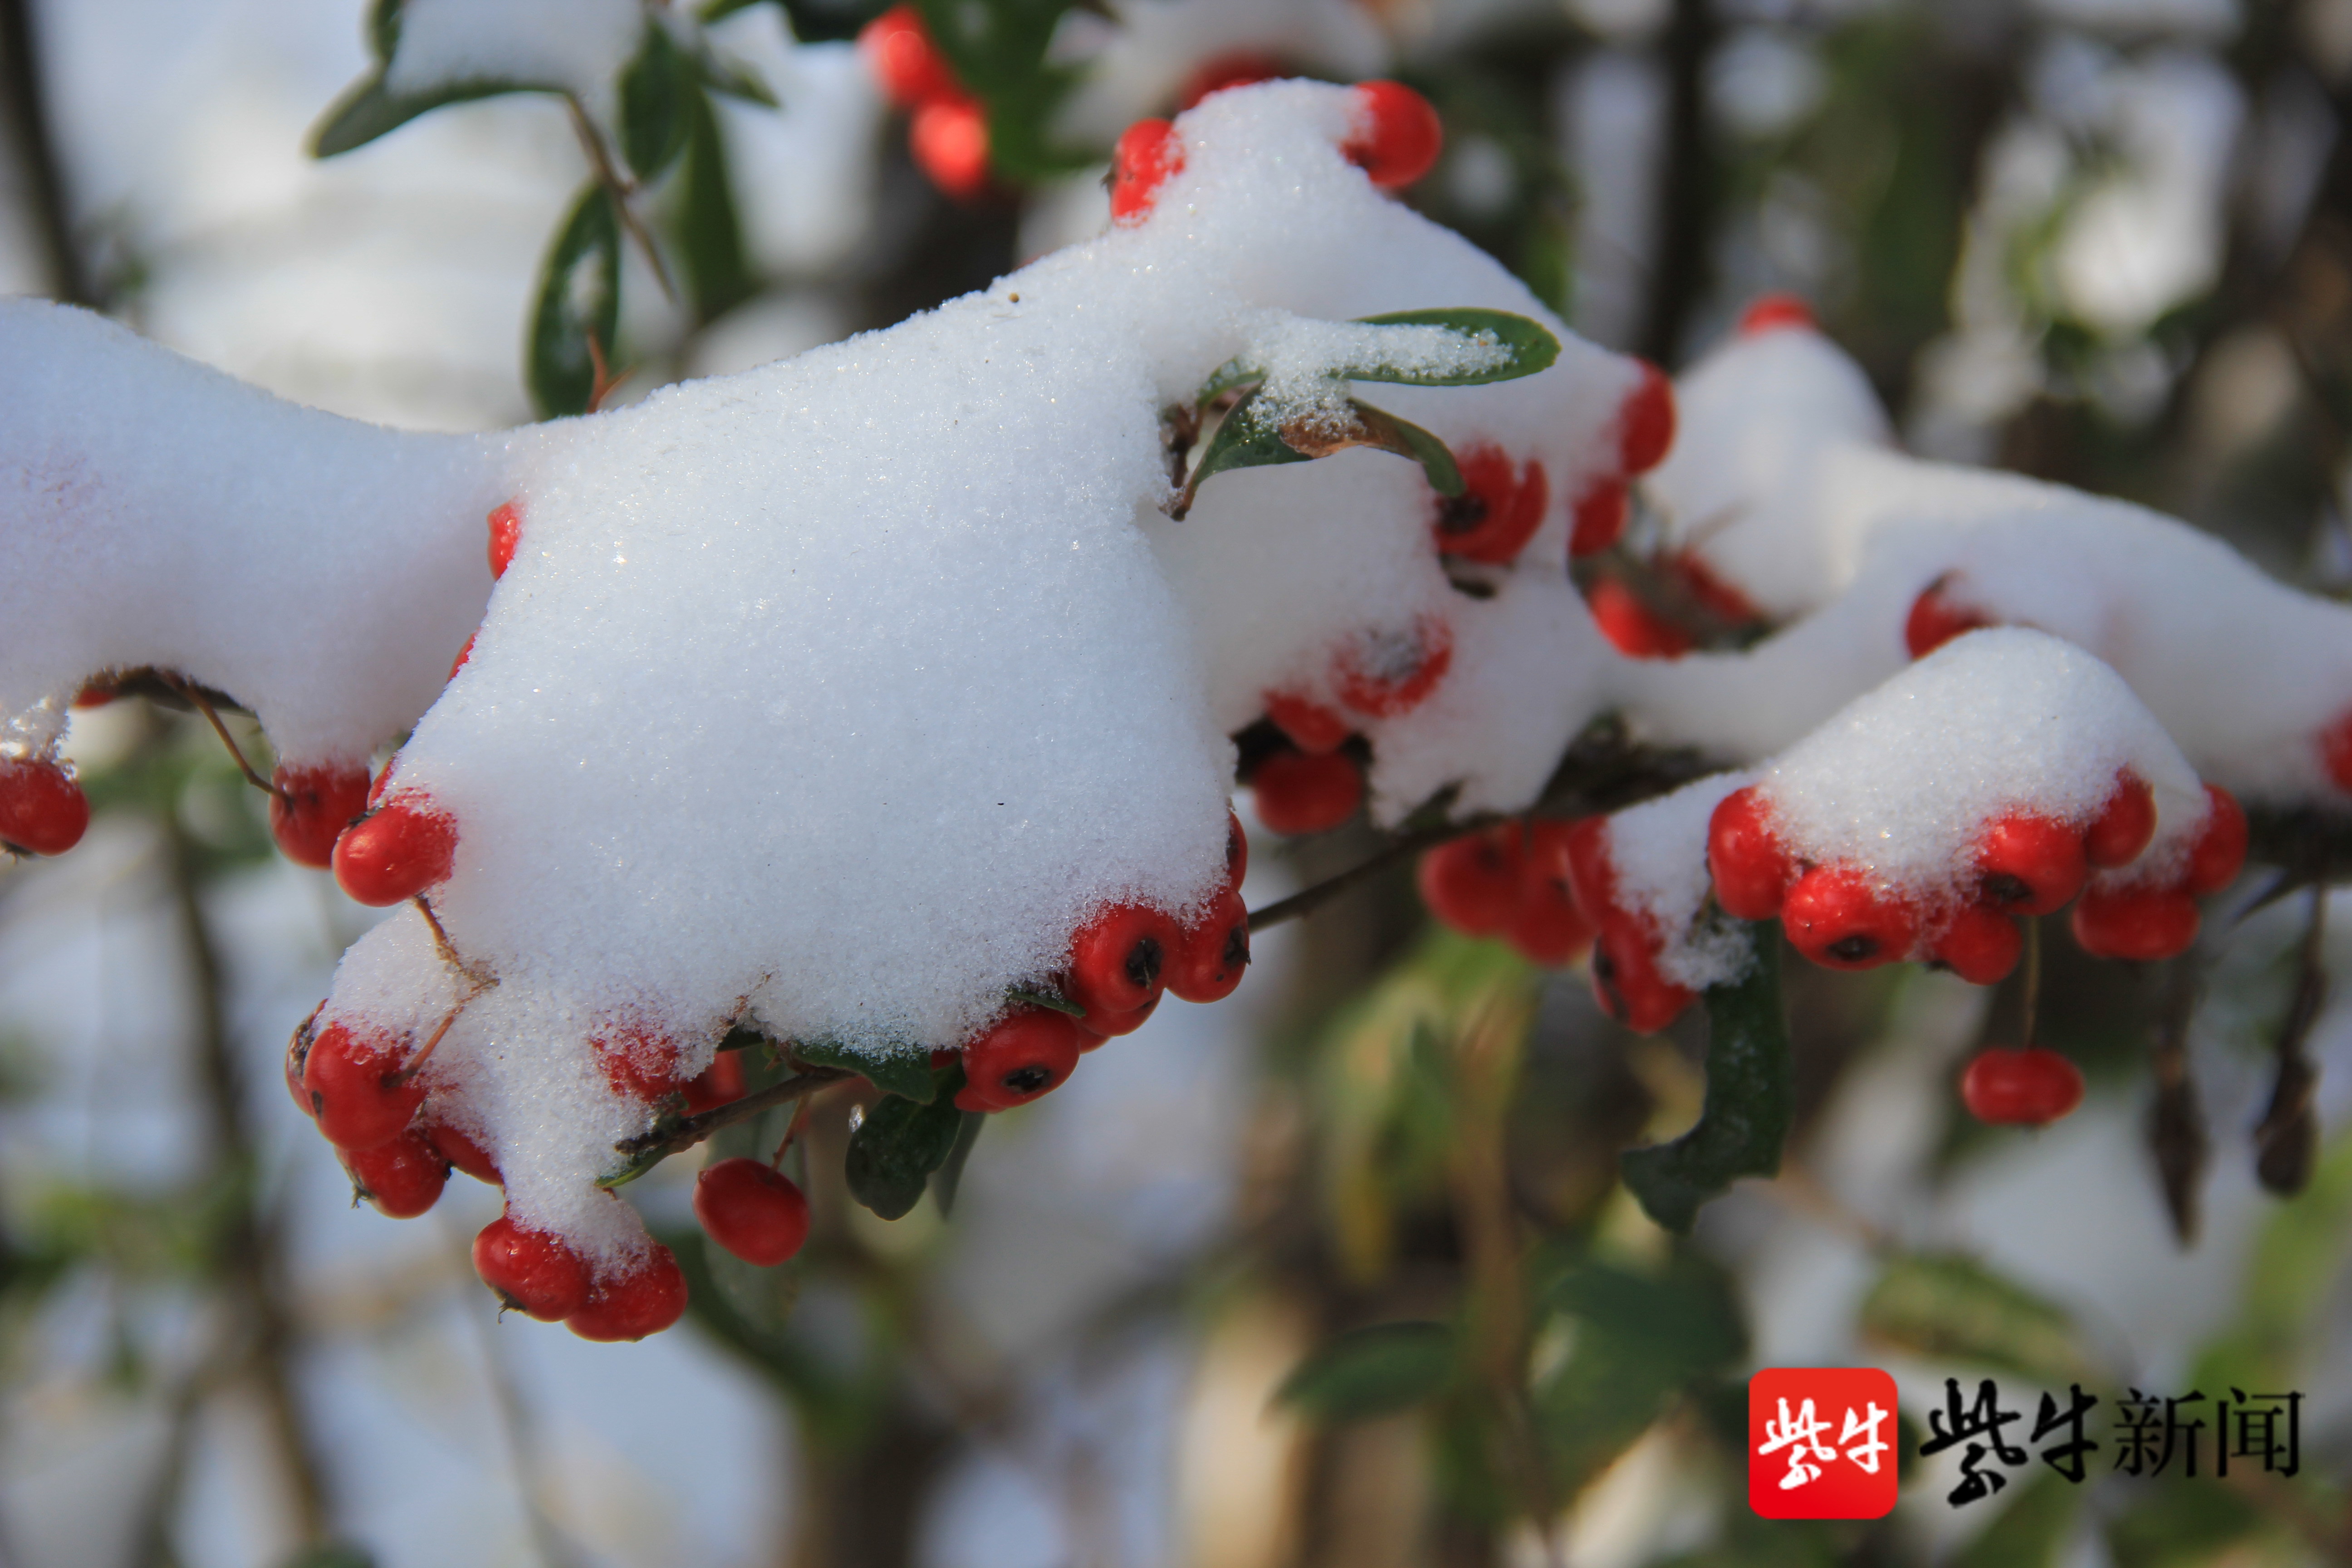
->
1110;78;1444;227
1244;617;1455;835
954;812;1250;1112
858;6;992;200
1416;820;1592;966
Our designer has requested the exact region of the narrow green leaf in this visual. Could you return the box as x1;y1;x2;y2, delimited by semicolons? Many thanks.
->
1277;1320;1456;1424
1172;387;1313;517
792;1037;934;1103
930;1109;986;1216
676;90;757;323
1343;309;1563;385
310;74;533;158
367;0;405;63
1346;399;1463;495
1005;985;1083;1019
528;181;622;419
1859;1253;2097;1387
1195;357;1262;406
843;1067;966;1220
1621;921;1789;1234
1176;391;1465;515
618;24;695;182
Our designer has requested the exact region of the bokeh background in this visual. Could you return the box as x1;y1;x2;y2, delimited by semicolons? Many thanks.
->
2;0;2350;1564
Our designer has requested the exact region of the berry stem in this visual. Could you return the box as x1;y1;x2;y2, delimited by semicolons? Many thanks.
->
603;1063;853;1186
769;1095;814;1171
412;894;497;990
159;670;288;804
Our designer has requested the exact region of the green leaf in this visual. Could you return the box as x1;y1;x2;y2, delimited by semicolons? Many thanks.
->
1621;921;1789;1234
675;93;756;323
618;24;696;182
310;73;539;158
1346;401;1463;495
1172;387;1313;517
1005;985;1083;1019
843;1067;966;1220
1276;1320;1456;1423
367;0;405;63
929;1109;986;1216
1858;1253;2098;1387
909;0;1087;181
528;181;622;419
1343;309;1563;386
792;1037;934;1102
1175;392;1460;517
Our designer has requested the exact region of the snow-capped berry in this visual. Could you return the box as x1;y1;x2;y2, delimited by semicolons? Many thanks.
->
1341;80;1442;190
593;1024;684;1102
1903;580;1991;660
1931;905;2024;986
682;1051;748;1114
486;500;521;579
1616;362;1676;475
957;1008;1086;1112
567;1244;689;1342
1782;866;1918;970
2070;884;2200;961
1590;915;1695;1033
330;797;458;906
1418;827;1524;937
268;762;371;869
1332;617;1452;718
2184;784;2246;895
1176;51;1284;110
1973;814;2089;917
342;1129;449;1219
447;633;476;681
1960;1046;2084;1126
1568;481;1629;558
858;4;956;108
1705;786;1793;921
1068;903;1180;1016
1433;446;1547;564
473;1215;593;1321
911;95;991;200
1508;826;1593;967
1737;293;1815;335
693;1159;811;1268
302;1020;427;1150
2082;773;2156;869
1587;578;1694;659
1263;691;1351;755
427;1121;500;1185
1166;888;1250;1003
0;757;89;857
1250;750;1362;835
1111;118;1184;224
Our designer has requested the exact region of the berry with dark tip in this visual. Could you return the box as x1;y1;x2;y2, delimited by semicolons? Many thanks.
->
1783;866;1918;970
1068;902;1181;1016
0;757;89;857
1417;825;1524;938
957;1008;1086;1111
566;1244;689;1342
694;1159;811;1267
343;1129;449;1219
1074;993;1157;1044
1706;785;1793;921
428;1121;501;1185
1433;446;1547;564
1960;1047;2084;1126
1508;823;1593;967
1589;915;1696;1033
1166;887;1250;1003
473;1214;593;1321
1973;813;2088;917
269;762;372;869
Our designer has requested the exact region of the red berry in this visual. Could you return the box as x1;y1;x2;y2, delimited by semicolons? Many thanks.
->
2184;784;2246;896
1250;750;1362;835
2082;773;2156;869
1960;1046;2084;1126
1560;815;1617;924
1568;481;1628;559
343;1128;449;1219
958;1008;1086;1111
473;1215;593;1321
428;1120;501;1185
682;1050;748;1114
1587;578;1694;659
1226;809;1249;885
567;1244;689;1342
1342;80;1442;190
1111;118;1184;224
1509;824;1594;966
693;1158;811;1267
1333;616;1452;718
1930;905;2024;986
2070;883;2200;961
858;4;956;107
73;682;117;708
1176;50;1284;108
2319;707;2352;793
331;796;458;906
593;1024;684;1102
1706;786;1793;921
1074;993;1157;1044
1417;826;1524;937
1667;551;1763;627
1973;813;2088;917
1166;887;1250;1003
1903;579;1991;660
0;757;89;857
303;1020;427;1150
1432;447;1547;564
1737;293;1815;335
1615;361;1676;475
1590;914;1695;1034
366;757;396;808
269;762;372;869
1782;865;1918;970
486;500;521;579
285;1013;318;1117
1262;691;1351;755
911;94;990;200
1068;903;1181;1015
448;633;476;681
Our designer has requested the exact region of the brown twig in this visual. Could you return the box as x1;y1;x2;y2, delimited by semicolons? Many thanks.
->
566;98;674;301
2254;876;2328;1193
2148;955;2209;1246
610;1065;852;1167
158;671;285;802
0;0;91;306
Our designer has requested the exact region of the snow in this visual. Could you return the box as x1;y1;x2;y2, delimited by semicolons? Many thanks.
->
383;0;650;124
1592;769;1754;991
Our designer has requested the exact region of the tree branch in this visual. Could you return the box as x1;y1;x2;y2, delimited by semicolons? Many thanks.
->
0;0;91;305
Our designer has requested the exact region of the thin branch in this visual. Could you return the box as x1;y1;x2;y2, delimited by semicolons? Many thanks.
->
605;1065;851;1179
0;0;91;305
157;672;284;802
566;98;676;302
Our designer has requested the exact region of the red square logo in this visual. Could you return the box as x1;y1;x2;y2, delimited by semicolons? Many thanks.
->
1749;1367;1900;1519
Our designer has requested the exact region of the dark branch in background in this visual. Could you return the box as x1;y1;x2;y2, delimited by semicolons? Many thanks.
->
2148;953;2209;1246
1636;0;1720;366
0;0;89;306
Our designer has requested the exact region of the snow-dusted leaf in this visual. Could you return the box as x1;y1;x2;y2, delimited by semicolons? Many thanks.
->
1343;309;1562;386
844;1069;967;1220
311;73;543;158
1620;921;1789;1234
528;182;622;417
1176;392;1461;518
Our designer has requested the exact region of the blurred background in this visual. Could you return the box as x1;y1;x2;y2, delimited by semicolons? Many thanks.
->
1;0;2350;1564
